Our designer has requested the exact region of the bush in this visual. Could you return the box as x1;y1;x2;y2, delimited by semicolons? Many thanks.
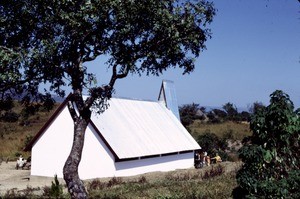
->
179;103;204;127
49;175;63;198
24;135;33;148
0;111;19;122
234;90;300;198
196;131;228;156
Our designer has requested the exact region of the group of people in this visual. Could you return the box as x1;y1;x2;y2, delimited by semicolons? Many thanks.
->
194;150;222;169
16;155;30;170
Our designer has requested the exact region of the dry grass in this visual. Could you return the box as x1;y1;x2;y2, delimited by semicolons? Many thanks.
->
1;161;241;198
189;120;251;141
85;162;241;199
0;104;59;160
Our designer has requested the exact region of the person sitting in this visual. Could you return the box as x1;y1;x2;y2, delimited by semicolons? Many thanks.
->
211;153;222;163
16;155;27;169
194;150;203;168
206;155;211;166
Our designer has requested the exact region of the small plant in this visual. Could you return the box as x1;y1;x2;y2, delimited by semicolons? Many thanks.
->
0;111;19;122
50;174;63;198
15;152;22;158
107;177;123;187
87;179;106;191
22;186;40;198
203;164;224;179
24;135;33;148
4;188;19;198
138;176;147;184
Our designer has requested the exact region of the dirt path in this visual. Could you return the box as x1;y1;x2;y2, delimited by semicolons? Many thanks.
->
0;161;65;196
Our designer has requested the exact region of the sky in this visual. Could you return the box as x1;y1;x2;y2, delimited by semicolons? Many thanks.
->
86;0;300;110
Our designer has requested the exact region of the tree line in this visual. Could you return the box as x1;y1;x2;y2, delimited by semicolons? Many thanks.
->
179;101;265;127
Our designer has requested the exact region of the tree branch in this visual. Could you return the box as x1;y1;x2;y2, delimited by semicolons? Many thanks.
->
109;63;129;87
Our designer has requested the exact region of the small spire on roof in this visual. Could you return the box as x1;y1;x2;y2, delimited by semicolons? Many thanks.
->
158;80;180;120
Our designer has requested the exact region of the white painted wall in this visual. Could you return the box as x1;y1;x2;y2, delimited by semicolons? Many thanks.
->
79;129;195;179
31;105;74;178
78;126;116;179
31;105;117;179
115;153;194;177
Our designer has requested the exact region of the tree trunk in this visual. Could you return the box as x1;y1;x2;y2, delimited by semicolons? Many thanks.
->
63;117;88;199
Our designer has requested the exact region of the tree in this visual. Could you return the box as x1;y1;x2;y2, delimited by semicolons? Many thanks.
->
239;111;250;122
179;103;204;127
223;102;238;121
234;90;300;198
212;108;227;119
248;101;266;115
196;131;227;155
1;0;216;198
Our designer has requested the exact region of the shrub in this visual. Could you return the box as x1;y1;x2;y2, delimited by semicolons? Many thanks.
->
203;164;224;179
24;135;33;148
179;103;204;127
49;175;63;198
87;179;106;191
196;131;228;156
0;111;19;122
234;90;300;198
107;177;123;187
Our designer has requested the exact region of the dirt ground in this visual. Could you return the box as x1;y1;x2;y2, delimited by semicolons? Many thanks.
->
0;161;66;196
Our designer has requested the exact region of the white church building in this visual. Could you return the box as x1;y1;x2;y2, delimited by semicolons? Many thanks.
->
25;80;200;180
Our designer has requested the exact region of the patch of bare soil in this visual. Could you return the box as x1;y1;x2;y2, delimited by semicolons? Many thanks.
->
0;161;65;196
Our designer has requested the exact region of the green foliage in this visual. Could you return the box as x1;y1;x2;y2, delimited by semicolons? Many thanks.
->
24;135;33;148
179;103;204;127
50;175;63;199
1;0;216;109
0;96;18;122
0;111;19;122
248;101;266;115
205;105;251;123
196;131;227;156
14;152;22;158
234;90;300;199
223;102;239;121
0;96;14;111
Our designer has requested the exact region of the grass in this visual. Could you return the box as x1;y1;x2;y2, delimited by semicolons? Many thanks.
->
85;162;241;199
0;103;59;160
189;120;251;141
2;162;241;199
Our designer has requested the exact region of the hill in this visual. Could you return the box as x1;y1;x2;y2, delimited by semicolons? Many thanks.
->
0;103;59;160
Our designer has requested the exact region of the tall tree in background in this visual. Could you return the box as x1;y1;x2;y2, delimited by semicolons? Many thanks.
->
179;103;204;127
223;102;238;121
249;101;266;115
1;0;216;198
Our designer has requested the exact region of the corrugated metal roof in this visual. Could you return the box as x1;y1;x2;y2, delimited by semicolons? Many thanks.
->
91;97;200;159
